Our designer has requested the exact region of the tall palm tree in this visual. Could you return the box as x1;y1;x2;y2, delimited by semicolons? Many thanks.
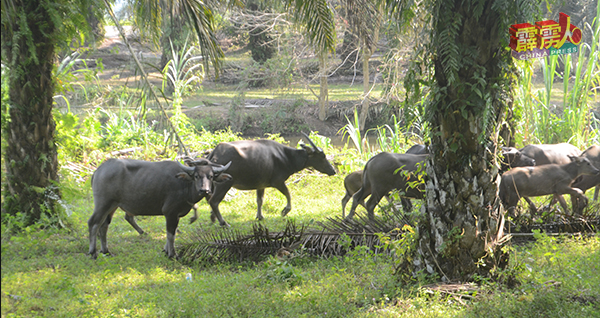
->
0;0;224;226
384;0;543;281
286;0;336;121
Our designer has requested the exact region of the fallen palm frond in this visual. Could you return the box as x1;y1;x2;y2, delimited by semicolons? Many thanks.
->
302;210;411;257
177;210;413;264
177;221;306;264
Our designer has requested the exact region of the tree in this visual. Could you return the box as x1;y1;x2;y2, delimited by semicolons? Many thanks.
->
342;0;383;130
0;0;225;227
1;0;88;226
246;1;276;63
386;0;543;281
286;0;336;121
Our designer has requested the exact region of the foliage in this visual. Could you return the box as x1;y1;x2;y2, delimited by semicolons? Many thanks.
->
513;10;600;148
241;56;295;88
1;64;9;133
339;109;374;162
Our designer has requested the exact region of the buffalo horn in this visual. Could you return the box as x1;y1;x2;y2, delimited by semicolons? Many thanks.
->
212;161;231;174
181;165;196;175
186;158;211;166
301;132;320;151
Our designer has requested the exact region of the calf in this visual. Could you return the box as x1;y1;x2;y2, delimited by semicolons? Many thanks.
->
499;156;599;215
346;152;428;220
88;158;231;259
571;145;600;213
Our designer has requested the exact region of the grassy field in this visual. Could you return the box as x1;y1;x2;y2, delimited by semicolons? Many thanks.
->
2;169;599;317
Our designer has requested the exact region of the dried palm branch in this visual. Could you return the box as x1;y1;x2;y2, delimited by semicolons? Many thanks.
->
177;209;414;264
177;220;306;264
301;210;412;257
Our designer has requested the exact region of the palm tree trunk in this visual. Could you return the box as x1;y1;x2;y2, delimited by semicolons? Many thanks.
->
359;35;371;130
2;0;61;226
403;0;512;281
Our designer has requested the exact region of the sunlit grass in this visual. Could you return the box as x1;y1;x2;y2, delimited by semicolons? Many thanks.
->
181;82;383;107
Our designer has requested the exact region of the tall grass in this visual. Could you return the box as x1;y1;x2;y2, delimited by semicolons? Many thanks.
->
514;12;600;148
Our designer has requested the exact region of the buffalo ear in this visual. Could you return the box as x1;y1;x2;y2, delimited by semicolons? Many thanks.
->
300;143;314;154
568;155;581;163
176;172;193;181
215;173;232;183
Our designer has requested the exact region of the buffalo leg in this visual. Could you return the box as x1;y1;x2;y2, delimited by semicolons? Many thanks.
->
208;180;234;227
346;187;368;220
274;183;292;216
341;193;351;218
399;198;413;213
523;197;538;215
189;204;199;224
342;192;368;218
365;192;383;220
256;188;265;220
124;213;144;235
88;203;117;259
98;212;115;255
164;213;181;259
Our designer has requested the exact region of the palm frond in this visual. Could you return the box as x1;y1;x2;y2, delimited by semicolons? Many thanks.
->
177;220;306;264
303;210;411;257
287;0;336;54
177;210;413;264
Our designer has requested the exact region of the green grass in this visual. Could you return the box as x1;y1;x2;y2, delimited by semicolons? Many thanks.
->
2;171;599;317
182;83;383;107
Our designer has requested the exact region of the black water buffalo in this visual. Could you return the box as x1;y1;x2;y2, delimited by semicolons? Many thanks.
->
520;143;582;165
88;158;231;259
500;155;599;215
207;133;336;226
571;145;600;213
346;152;428;220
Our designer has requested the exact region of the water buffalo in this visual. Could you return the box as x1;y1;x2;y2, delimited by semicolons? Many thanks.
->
405;144;428;155
346;152;428;220
340;144;428;217
207;133;336;226
88;158;231;259
500;147;535;171
499;155;599;215
517;143;583;213
520;143;582;165
571;145;600;213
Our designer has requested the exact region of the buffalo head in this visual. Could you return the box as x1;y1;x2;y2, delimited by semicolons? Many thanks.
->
301;132;336;176
177;160;232;196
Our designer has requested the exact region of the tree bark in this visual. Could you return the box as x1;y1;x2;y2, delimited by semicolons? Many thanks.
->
2;0;61;226
319;53;329;121
359;35;371;130
405;0;513;282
